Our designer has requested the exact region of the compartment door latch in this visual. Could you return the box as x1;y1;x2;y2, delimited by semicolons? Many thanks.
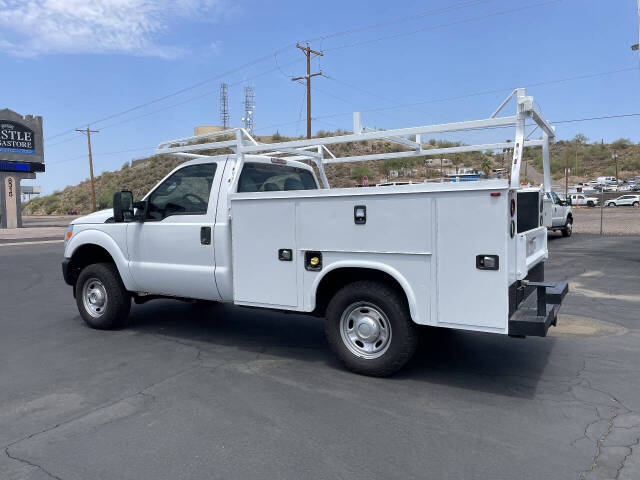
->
476;255;499;270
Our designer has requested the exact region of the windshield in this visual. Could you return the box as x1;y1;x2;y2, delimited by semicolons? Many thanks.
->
238;162;318;192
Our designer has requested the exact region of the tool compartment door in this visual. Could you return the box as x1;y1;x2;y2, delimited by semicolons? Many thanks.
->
231;197;300;308
436;190;509;331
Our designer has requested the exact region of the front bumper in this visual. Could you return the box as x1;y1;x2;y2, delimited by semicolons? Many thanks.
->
62;258;73;286
508;263;569;337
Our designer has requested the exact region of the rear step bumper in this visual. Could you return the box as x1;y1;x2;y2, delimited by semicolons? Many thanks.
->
509;281;568;337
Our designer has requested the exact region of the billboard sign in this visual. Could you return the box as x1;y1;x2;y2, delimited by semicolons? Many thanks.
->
0;121;35;155
0;109;44;167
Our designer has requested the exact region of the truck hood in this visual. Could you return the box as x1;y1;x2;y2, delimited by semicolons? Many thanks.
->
71;209;113;225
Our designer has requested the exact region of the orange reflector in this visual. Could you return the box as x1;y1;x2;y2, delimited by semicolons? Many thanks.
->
490;192;501;197
65;231;72;241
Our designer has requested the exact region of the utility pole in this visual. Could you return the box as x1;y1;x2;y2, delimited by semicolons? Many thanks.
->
292;43;323;139
76;127;99;212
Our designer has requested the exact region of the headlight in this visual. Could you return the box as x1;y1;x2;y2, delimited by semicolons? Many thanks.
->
63;224;74;248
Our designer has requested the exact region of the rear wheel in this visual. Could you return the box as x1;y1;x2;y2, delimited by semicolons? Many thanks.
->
325;281;418;377
633;201;639;207
76;263;131;329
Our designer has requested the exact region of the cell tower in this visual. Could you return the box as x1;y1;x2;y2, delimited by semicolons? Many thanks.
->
219;83;229;129
242;86;255;134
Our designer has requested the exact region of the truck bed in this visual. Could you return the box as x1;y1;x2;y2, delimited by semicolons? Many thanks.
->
230;180;522;334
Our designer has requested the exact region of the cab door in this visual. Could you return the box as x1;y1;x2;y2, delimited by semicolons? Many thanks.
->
127;161;224;300
550;192;564;226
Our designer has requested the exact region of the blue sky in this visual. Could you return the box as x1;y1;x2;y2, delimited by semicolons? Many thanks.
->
2;0;639;194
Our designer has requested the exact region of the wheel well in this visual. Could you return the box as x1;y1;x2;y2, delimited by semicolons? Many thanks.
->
68;244;116;286
567;213;573;222
313;267;409;317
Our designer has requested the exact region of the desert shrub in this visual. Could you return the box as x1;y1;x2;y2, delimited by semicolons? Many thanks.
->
351;164;373;180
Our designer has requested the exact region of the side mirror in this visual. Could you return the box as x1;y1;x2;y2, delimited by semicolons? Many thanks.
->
113;191;134;223
133;200;148;221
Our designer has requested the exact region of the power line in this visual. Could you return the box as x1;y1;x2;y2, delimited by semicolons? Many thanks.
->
312;66;640;121
67;59;301;136
44;45;301;142
45;63;640;162
42;0;543;144
48;147;156;165
554;112;640;124
48;111;640;169
324;0;562;52
303;0;499;44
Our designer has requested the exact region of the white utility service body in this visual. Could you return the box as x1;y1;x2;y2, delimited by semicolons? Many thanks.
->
62;88;567;376
231;181;539;333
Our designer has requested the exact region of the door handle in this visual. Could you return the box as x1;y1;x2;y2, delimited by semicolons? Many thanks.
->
200;227;211;245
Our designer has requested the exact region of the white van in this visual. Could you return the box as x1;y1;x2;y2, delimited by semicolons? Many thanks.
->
597;176;618;185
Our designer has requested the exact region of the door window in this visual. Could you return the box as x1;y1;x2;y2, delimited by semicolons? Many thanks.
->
146;163;217;220
237;162;317;192
550;192;562;205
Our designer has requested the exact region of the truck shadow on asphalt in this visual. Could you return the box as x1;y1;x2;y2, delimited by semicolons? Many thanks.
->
128;300;553;399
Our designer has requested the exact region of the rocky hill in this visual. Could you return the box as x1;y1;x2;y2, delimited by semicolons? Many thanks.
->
23;132;640;215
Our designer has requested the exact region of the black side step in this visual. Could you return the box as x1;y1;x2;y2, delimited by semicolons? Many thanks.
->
509;304;559;337
546;281;568;305
508;281;568;337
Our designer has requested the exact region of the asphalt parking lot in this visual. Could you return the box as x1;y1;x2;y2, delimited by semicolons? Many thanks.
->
1;235;639;480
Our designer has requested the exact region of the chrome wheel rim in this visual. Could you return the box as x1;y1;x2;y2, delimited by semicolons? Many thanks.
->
82;278;108;318
340;302;392;359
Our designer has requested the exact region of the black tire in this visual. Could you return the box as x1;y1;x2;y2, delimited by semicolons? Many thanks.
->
75;263;131;330
325;280;418;377
587;201;594;207
608;202;616;207
561;217;573;237
633;202;639;207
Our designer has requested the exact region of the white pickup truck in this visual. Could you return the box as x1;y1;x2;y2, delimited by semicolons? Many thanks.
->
542;191;573;237
568;193;599;207
62;88;567;376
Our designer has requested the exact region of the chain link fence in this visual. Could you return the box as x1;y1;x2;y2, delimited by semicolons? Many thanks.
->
570;196;640;235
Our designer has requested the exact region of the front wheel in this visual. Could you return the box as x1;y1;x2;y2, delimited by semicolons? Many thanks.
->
633;202;639;207
607;202;616;207
325;281;418;377
587;201;594;207
561;218;573;237
76;263;131;329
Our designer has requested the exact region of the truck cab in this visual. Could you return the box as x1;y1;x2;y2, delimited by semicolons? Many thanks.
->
63;155;319;303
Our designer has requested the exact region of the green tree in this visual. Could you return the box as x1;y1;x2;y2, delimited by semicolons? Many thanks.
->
572;133;588;144
611;138;632;149
480;158;493;176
